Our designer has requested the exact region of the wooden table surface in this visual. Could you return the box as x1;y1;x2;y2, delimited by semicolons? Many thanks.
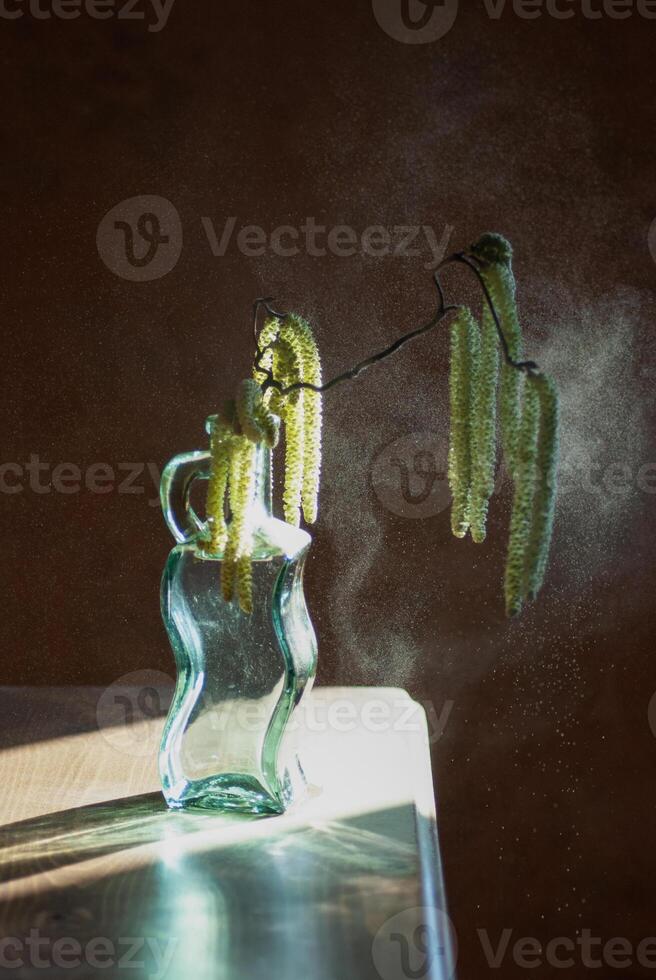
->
0;686;455;980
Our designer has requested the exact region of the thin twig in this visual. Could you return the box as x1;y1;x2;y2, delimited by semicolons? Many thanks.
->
442;253;539;375
252;297;289;344
252;250;540;395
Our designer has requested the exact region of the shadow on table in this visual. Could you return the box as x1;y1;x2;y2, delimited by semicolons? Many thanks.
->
0;686;173;750
0;793;433;887
0;791;265;885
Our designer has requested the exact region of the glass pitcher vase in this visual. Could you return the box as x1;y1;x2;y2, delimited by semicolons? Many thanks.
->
158;416;318;815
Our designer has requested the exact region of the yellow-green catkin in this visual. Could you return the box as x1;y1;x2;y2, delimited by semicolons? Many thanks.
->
504;377;540;617
281;314;322;524
206;424;231;554
252;314;323;526
281;396;304;526
267;343;288;419
253;400;280;449
469;304;500;543
524;374;560;600
448;307;480;538
236;554;253;615
237;378;279;448
272;334;305;526
207;397;273;613
220;443;241;604
211;313;322;613
221;436;256;613
253;318;280;398
235;438;257;613
471;234;523;477
255;318;290;420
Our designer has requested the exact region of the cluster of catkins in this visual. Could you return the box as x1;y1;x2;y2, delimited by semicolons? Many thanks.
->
204;314;322;614
447;234;560;617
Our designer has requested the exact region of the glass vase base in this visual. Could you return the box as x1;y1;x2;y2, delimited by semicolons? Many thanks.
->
162;774;291;816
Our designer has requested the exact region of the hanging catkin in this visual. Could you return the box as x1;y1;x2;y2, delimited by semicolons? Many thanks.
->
472;234;523;477
221;437;257;613
504;377;540;617
206;421;231;554
448;307;480;538
254;317;280;398
469;304;500;543
253;314;323;527
237;378;279;448
274;335;305;526
219;440;242;604
280;314;322;524
524;373;560;599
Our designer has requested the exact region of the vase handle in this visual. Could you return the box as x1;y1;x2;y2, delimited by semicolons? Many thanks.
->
160;451;211;544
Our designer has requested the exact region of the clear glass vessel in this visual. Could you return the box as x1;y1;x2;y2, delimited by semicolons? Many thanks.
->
158;417;318;815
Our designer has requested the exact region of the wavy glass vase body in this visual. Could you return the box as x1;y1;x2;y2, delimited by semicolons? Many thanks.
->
158;425;317;815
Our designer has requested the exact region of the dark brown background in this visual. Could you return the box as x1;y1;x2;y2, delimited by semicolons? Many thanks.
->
2;1;656;976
